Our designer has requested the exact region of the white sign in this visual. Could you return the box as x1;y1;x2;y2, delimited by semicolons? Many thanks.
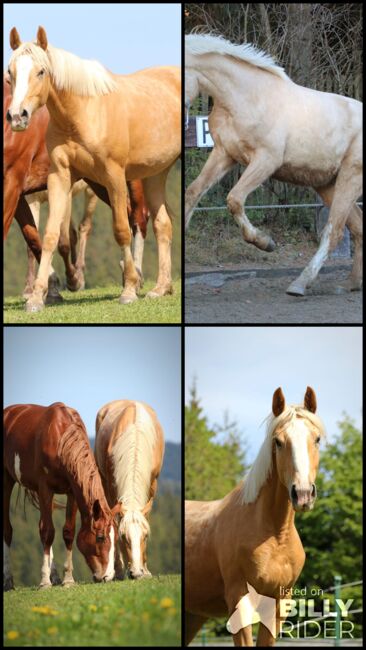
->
196;116;214;147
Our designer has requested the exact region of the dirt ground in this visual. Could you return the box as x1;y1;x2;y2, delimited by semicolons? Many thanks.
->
185;231;362;323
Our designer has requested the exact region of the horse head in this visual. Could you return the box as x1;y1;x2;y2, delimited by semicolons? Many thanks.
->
77;499;119;582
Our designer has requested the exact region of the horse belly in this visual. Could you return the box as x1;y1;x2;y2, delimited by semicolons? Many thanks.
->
272;163;338;188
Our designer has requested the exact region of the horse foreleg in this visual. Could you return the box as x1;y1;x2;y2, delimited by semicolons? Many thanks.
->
287;161;362;296
3;471;15;591
23;198;41;298
38;482;56;589
344;204;362;291
107;167;140;304
227;152;279;252
62;494;77;587
185;147;235;229
3;173;21;239
143;170;173;298
74;186;97;289
26;166;72;312
185;612;208;645
132;227;145;286
114;537;126;580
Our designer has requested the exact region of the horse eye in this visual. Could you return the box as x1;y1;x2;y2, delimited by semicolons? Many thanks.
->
315;435;321;444
275;438;282;449
38;69;45;77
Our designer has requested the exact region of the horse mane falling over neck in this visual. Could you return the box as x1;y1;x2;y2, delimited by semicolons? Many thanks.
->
112;402;157;534
242;404;326;504
57;410;109;514
9;40;118;96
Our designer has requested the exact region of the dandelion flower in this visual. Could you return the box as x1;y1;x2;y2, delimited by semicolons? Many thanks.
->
160;597;174;608
7;631;19;640
89;604;97;612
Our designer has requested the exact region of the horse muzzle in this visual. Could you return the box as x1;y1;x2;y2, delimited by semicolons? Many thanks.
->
291;483;317;512
6;109;30;131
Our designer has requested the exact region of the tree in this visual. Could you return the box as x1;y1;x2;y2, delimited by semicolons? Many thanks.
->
185;381;247;500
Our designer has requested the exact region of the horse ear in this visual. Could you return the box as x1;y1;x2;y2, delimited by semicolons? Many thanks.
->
272;387;285;416
304;386;317;413
92;499;102;521
4;72;11;85
10;27;21;50
141;498;153;517
37;26;48;51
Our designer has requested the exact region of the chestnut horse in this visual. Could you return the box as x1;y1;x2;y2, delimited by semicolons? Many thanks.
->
7;26;180;311
4;77;150;299
3;402;119;590
185;34;362;296
185;387;325;646
94;400;165;579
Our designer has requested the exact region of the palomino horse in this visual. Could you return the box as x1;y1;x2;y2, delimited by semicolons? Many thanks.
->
185;34;362;296
95;400;165;579
7;26;180;312
3;402;119;590
4;77;150;299
185;387;325;646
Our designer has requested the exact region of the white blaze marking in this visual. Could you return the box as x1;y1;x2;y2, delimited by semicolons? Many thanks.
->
129;522;142;574
288;419;310;488
14;454;22;483
12;55;33;114
104;528;115;581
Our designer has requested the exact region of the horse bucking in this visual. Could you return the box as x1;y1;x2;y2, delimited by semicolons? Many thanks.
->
185;33;362;296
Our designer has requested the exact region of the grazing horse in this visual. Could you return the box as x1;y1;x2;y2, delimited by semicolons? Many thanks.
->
3;402;118;590
185;387;325;646
4;78;150;299
95;400;165;579
185;33;362;296
7;26;180;312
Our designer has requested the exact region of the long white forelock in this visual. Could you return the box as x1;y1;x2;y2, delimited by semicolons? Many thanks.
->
242;405;325;504
185;33;288;81
112;402;156;510
9;41;118;96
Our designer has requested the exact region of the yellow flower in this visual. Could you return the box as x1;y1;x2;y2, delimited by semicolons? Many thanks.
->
7;631;19;640
89;604;97;612
31;605;59;616
160;597;174;609
47;627;58;635
142;612;150;622
150;597;158;605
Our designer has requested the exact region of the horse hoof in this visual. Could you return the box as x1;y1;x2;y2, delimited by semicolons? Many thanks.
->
62;580;76;588
146;286;173;299
38;582;52;589
119;293;138;305
286;282;305;297
4;577;14;591
25;299;45;312
265;238;276;252
45;293;64;305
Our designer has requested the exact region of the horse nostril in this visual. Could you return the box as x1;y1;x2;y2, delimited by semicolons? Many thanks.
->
311;483;317;498
21;109;28;119
6;110;12;122
291;485;297;501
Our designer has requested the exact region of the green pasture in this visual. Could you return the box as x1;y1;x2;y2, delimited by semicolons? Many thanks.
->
3;281;181;324
4;575;181;647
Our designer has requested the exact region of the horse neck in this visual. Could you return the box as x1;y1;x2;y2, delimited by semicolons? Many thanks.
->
255;461;295;542
46;84;80;131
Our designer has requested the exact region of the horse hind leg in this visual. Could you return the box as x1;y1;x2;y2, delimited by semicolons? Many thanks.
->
287;162;362;296
185;612;208;645
143;170;173;298
74;186;97;289
62;494;77;587
3;471;15;591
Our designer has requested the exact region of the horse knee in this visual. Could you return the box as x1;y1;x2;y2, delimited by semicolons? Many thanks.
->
113;225;131;247
227;193;242;215
43;232;59;251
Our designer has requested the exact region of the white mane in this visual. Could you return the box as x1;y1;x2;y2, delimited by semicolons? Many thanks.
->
242;405;325;504
185;33;288;81
111;402;156;512
9;41;118;96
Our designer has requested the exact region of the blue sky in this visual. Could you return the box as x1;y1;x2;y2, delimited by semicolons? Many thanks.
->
4;3;181;73
4;327;181;443
185;327;362;463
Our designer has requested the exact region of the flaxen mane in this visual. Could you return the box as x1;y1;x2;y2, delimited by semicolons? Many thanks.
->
242;405;325;504
185;32;288;80
9;41;117;96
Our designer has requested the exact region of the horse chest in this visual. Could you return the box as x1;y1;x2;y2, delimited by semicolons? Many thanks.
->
209;112;252;165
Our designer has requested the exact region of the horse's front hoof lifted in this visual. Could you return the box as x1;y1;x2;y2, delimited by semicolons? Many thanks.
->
286;281;306;297
25;298;45;312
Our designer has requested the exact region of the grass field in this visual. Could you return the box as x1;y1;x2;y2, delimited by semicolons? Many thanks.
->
3;281;181;324
4;575;181;647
